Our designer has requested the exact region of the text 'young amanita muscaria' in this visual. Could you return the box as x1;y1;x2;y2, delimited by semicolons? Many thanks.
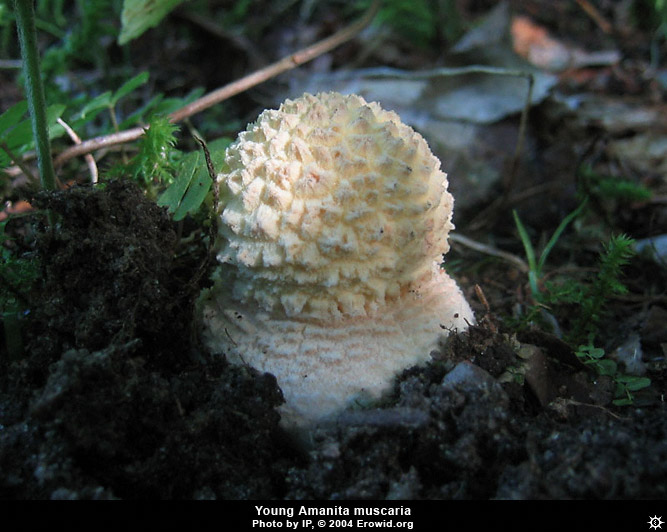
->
199;92;474;427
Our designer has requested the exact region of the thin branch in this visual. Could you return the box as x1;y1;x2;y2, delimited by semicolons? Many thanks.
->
57;118;98;183
53;0;380;169
53;126;144;168
575;0;613;34
506;72;534;191
449;233;529;273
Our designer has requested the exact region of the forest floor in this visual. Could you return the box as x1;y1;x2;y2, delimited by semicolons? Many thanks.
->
1;0;666;499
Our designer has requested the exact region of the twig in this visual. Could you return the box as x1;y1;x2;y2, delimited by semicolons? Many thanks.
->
53;127;144;168
194;135;219;243
450;233;529;272
52;0;380;169
57;118;98;183
506;72;534;191
169;0;380;122
575;0;613;34
474;284;491;313
474;283;497;332
0;59;22;69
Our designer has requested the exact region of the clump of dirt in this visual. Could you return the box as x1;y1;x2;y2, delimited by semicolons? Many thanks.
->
0;181;293;499
28;180;185;368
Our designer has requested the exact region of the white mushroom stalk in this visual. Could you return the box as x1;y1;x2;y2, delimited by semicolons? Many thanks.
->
199;92;474;427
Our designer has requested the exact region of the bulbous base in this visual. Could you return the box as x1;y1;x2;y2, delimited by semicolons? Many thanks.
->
199;263;474;428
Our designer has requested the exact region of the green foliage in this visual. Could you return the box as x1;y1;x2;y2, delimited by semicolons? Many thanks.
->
575;342;651;406
123;115;180;195
576;343;616;376
37;0;122;97
513;200;587;301
2;0;210;205
513;205;647;405
566;234;636;345
519;232;637;346
77;71;149;121
513;204;636;344
578;164;652;203
118;0;186;45
613;373;652;406
73;71;203;138
354;0;463;47
0;101;65;172
158;137;231;221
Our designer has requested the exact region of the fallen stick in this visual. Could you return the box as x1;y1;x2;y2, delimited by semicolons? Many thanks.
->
53;1;380;169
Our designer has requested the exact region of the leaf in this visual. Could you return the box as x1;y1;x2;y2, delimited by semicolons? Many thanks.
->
616;375;651;392
536;200;587;273
111;71;149;105
579;345;605;359
595;359;617;377
79;91;112;119
117;87;204;130
206;137;233;166
45;104;67;139
148;88;206;117
118;94;165;130
157;150;200;213
173;166;211;221
118;0;187;45
4;104;66;153
613;397;633;406
157;137;230;220
0;101;28;137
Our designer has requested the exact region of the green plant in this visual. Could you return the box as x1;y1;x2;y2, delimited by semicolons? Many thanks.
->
157;136;231;221
513;204;636;343
578;164;652;204
123;114;180;195
513;199;588;302
575;342;651;406
566;233;636;345
513;206;648;405
39;0;121;97
0;100;64;178
117;0;186;45
76;71;149;133
13;0;57;192
354;0;463;47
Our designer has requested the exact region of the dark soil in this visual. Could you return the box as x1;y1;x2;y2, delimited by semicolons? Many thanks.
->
0;181;293;499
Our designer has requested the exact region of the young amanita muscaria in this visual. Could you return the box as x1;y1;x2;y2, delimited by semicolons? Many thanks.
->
199;92;474;427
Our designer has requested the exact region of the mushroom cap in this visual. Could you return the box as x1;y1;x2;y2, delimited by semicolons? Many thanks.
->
200;92;474;426
215;91;454;319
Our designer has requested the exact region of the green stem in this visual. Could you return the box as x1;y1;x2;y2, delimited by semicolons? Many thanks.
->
13;0;56;192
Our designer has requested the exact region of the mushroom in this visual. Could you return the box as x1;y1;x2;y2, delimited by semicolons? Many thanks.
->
199;92;474;427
